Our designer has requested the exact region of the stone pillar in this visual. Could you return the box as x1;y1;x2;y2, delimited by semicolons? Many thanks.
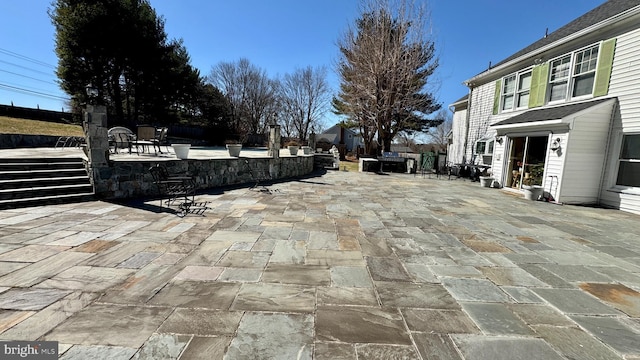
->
268;124;281;159
83;105;109;165
83;105;110;195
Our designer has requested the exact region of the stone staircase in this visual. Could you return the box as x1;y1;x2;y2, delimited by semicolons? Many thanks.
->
0;157;95;209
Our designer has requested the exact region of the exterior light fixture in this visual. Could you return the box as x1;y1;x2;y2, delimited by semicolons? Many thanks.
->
85;83;98;101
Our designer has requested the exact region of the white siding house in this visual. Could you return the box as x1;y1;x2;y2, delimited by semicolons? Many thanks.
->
451;0;640;214
448;95;468;164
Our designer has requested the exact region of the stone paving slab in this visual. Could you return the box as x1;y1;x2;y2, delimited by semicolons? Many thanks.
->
59;345;138;360
132;333;190;360
157;308;242;336
0;170;639;358
453;335;565;360
533;325;624;360
231;283;316;312
462;302;535;336
532;288;622;315
376;281;460;309
44;304;172;348
441;278;511;302
226;312;314;359
570;315;640;356
579;282;640;317
148;280;240;309
316;306;411;345
0;287;71;310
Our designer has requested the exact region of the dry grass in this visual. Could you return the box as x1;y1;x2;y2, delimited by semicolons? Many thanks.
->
340;160;359;172
0;116;83;137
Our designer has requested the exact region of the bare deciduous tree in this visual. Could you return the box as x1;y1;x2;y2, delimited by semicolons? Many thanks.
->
209;58;277;142
280;66;330;142
427;108;452;150
333;0;441;155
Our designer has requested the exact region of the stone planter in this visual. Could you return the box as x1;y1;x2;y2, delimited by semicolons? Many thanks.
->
523;185;543;201
288;145;299;156
172;144;191;159
479;176;494;187
226;144;242;157
301;146;312;155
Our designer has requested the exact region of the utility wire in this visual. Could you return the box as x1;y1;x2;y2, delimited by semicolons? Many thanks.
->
0;47;56;69
0;79;61;95
0;59;56;77
0;68;58;85
0;82;69;101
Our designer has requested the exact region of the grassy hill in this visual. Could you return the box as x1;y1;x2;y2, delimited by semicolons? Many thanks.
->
0;116;83;137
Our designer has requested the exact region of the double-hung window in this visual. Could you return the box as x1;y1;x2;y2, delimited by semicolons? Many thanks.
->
616;134;640;187
501;70;531;112
501;75;516;111
548;44;599;102
516;71;531;108
548;55;571;102
572;46;599;97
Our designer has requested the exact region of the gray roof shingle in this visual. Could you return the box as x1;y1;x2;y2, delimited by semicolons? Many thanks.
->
491;98;612;126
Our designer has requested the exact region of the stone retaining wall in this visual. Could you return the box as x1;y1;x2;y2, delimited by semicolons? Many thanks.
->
92;156;315;200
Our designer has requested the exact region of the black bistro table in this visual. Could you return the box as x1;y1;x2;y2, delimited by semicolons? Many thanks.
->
454;164;491;181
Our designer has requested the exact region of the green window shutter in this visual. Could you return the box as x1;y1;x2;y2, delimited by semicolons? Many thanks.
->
593;38;616;97
492;79;501;115
528;63;549;108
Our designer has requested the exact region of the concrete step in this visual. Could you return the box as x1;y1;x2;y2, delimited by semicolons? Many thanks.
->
0;192;95;210
0;183;94;201
0;157;94;209
0;160;85;172
0;168;88;180
0;176;91;190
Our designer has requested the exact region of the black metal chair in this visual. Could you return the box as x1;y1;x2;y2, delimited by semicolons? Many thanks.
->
148;164;196;210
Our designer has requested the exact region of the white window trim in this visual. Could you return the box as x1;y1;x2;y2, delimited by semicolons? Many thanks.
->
607;131;640;193
499;68;532;113
516;70;532;110
547;42;601;105
547;55;571;105
474;139;494;165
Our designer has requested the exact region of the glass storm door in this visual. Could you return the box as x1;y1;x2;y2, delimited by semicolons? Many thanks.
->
505;135;548;189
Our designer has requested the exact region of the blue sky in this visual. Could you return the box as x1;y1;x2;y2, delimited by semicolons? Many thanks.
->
1;0;604;126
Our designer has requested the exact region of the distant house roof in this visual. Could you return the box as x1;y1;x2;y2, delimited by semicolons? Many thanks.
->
491;98;612;127
317;133;337;142
474;0;640;78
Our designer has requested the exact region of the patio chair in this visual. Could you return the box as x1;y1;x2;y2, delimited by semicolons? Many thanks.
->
148;164;196;209
155;127;169;153
112;132;133;154
133;125;159;154
107;127;135;153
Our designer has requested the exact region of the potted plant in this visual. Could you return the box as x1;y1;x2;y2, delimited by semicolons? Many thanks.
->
479;173;494;187
522;164;544;200
285;140;299;156
225;140;242;157
301;145;312;155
